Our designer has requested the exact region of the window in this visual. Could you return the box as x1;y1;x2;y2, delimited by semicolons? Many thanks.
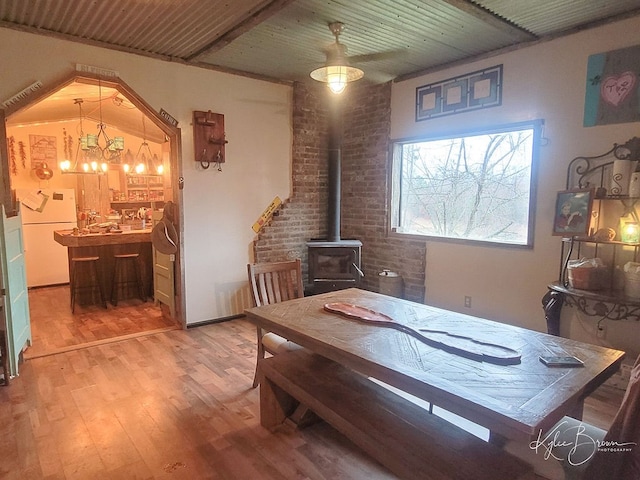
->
390;121;541;247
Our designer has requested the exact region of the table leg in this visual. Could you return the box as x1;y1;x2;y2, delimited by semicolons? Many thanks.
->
488;431;507;447
567;400;584;421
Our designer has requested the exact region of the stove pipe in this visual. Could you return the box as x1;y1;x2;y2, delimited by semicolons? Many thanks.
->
327;98;343;242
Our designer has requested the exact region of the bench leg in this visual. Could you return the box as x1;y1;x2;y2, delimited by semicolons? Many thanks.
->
259;375;298;430
287;404;321;428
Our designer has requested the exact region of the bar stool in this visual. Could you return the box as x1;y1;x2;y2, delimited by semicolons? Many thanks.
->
70;256;107;313
111;253;145;306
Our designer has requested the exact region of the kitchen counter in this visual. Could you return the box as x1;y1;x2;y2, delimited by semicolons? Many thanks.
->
54;228;152;247
54;228;153;309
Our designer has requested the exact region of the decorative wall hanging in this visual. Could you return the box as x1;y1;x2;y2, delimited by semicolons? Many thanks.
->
584;44;640;127
193;110;227;170
8;136;17;175
29;134;57;169
415;64;503;121
18;141;26;169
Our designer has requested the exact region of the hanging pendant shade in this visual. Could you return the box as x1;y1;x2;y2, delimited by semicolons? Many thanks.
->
310;22;364;94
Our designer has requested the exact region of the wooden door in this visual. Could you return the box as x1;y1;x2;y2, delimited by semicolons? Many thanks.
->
152;211;175;317
0;204;32;376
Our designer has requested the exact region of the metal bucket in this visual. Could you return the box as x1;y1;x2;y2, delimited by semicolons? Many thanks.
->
379;270;403;298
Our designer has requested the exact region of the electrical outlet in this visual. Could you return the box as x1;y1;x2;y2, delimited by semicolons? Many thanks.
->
596;322;606;339
464;296;472;308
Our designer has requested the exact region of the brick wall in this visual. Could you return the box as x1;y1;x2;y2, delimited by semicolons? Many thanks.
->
253;81;426;302
253;82;328;283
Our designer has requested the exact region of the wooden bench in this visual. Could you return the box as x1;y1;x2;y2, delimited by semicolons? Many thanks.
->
259;349;535;480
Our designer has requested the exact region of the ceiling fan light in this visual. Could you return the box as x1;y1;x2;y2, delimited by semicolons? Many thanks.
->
310;64;364;94
327;66;348;94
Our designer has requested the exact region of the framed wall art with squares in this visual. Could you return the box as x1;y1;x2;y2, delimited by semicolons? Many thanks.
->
416;64;503;121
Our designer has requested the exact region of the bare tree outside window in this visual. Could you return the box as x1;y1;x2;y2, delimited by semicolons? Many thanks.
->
391;122;541;247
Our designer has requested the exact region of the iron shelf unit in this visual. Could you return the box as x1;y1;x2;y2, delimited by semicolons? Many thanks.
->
544;137;640;335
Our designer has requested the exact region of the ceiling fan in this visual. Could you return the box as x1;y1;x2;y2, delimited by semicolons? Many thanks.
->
310;22;407;93
310;22;365;94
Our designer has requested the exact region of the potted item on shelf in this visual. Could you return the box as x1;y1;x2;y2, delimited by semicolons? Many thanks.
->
567;257;609;290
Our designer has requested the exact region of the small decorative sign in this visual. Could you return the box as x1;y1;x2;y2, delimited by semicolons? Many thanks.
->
2;81;43;108
75;63;119;78
160;108;178;127
252;196;282;233
416;65;503;121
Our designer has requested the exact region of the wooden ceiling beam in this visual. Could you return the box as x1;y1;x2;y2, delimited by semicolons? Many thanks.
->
186;0;298;62
443;0;537;43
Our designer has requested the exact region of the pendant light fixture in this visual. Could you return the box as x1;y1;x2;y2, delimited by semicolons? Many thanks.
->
59;98;107;175
310;22;364;94
130;114;163;175
90;81;124;163
60;81;126;174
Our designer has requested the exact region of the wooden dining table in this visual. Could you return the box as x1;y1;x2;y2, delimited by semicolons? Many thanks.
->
245;288;625;442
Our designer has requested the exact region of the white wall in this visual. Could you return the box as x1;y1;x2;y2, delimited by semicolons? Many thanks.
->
0;28;293;324
391;17;640;358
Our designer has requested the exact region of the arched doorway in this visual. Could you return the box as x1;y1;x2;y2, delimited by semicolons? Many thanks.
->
1;72;184;356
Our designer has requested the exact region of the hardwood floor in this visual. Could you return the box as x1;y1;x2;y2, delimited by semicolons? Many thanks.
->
24;285;179;359
1;318;399;479
0;290;625;479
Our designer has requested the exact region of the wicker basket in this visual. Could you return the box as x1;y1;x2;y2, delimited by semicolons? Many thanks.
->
567;265;609;290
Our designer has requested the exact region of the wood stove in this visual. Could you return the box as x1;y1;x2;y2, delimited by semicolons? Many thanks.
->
307;239;362;294
306;95;363;294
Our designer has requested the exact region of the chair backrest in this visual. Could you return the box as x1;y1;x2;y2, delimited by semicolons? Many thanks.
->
248;259;304;307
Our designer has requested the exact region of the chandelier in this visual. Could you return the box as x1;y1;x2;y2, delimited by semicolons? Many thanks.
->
60;82;125;174
59;98;109;174
123;114;163;175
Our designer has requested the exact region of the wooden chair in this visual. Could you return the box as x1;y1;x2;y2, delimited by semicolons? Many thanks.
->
504;354;640;480
247;259;304;388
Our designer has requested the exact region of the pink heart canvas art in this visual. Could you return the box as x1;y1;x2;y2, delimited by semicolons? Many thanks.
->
584;45;640;127
601;71;637;106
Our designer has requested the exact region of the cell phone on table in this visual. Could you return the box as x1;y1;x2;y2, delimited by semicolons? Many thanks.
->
539;355;584;367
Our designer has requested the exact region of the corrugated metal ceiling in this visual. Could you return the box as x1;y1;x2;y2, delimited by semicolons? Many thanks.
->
476;0;640;36
1;0;638;85
3;0;640;136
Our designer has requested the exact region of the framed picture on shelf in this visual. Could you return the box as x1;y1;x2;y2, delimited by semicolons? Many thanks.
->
553;188;594;236
122;209;137;222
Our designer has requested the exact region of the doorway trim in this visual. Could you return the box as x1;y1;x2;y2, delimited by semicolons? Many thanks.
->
2;71;186;328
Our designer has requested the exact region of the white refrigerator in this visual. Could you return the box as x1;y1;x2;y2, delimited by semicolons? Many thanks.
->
17;188;77;287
